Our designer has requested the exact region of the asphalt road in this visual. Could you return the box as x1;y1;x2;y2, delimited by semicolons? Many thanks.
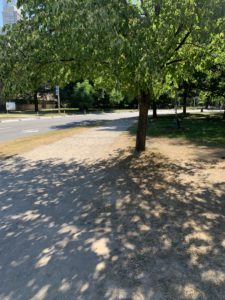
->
0;112;138;142
0;109;210;142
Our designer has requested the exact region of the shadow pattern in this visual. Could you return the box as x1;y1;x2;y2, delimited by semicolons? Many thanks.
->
0;150;225;300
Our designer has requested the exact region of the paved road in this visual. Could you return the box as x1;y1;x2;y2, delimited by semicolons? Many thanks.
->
0;110;168;142
0;112;137;142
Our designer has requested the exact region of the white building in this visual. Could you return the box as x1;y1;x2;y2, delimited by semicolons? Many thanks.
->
2;0;21;26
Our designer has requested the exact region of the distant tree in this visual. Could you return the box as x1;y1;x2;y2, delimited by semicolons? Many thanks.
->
73;80;95;111
205;64;225;118
109;89;124;104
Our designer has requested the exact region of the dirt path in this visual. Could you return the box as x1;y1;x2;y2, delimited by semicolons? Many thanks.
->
0;119;225;300
21;118;134;163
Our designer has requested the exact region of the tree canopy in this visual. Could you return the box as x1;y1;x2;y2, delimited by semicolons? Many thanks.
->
0;0;225;149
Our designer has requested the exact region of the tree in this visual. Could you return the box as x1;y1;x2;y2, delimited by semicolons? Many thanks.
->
1;0;225;150
73;80;95;111
0;23;51;112
109;89;124;105
204;64;225;118
186;62;225;115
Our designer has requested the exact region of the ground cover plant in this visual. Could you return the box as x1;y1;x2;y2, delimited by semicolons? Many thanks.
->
131;113;225;147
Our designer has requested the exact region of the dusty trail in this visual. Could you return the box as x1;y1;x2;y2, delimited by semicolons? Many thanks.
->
0;118;224;300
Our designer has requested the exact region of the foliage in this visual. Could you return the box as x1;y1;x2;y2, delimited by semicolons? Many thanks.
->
204;64;225;107
192;63;225;108
109;89;124;104
0;0;224;100
0;0;225;149
73;80;95;110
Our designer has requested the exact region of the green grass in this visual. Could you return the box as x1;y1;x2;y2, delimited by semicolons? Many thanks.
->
131;113;225;147
0;113;38;119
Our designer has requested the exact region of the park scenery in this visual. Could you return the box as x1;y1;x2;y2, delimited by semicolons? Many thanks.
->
0;1;225;300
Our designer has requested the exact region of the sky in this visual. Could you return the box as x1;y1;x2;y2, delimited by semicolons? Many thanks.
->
0;0;3;27
0;0;17;26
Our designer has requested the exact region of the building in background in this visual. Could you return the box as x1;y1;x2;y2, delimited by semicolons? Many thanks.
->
2;0;21;26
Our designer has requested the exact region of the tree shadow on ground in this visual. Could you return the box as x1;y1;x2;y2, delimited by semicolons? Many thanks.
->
0;150;224;299
50;120;103;130
50;117;138;131
144;114;225;148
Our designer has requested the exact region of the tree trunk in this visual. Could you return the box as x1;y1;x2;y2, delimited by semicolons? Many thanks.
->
176;115;181;129
175;102;181;129
223;109;225;120
34;92;39;113
152;101;157;119
183;94;187;115
136;91;150;152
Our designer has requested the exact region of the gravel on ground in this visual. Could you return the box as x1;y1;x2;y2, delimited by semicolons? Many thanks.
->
0;118;224;300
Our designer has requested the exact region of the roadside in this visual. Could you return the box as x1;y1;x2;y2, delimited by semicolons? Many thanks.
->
0;110;138;123
21;118;134;163
0;112;139;142
0;109;222;123
0;123;105;160
0;113;82;123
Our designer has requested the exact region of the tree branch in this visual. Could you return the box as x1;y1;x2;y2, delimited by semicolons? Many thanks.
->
174;30;191;52
166;58;184;66
161;30;191;69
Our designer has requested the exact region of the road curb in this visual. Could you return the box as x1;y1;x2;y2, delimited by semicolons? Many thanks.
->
0;115;79;124
0;119;22;123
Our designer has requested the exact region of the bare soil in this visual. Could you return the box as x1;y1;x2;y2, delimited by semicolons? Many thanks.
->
0;119;224;300
0;126;89;160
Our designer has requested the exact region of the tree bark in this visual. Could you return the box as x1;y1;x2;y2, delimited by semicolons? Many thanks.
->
183;93;187;115
175;102;181;129
152;101;157;119
34;92;39;113
223;108;225;120
136;91;150;152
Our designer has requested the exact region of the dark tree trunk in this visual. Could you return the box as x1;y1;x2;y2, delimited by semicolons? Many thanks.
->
223;109;225;120
176;116;181;129
175;103;181;129
34;92;39;113
136;91;150;152
152;101;157;119
183;94;187;115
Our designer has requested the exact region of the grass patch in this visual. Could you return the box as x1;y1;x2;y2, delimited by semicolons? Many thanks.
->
0;114;38;120
0;126;89;160
130;113;225;147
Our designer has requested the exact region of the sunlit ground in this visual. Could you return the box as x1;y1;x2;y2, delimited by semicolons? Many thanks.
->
0;117;224;299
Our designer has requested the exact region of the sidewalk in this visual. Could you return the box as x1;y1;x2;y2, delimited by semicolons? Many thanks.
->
0;114;81;123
